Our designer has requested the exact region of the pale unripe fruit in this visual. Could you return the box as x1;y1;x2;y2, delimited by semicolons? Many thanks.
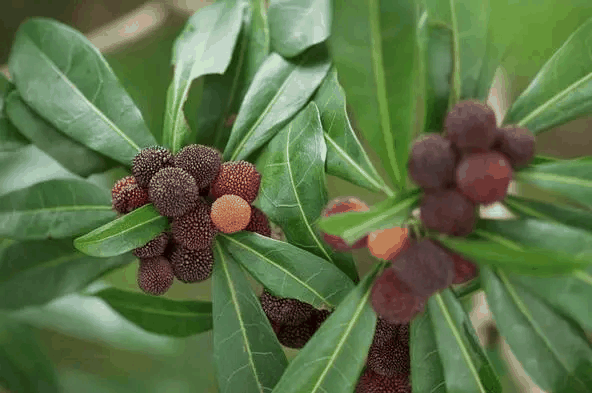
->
367;227;412;261
210;194;251;234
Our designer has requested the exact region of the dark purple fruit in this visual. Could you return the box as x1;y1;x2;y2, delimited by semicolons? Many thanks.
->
137;256;174;296
259;290;315;326
371;268;426;325
171;199;218;250
356;369;411;393
169;245;214;283
494;125;535;168
408;134;456;190
173;144;222;188
133;232;169;258
445;100;497;150
132;147;173;188
420;189;476;236
148;167;199;217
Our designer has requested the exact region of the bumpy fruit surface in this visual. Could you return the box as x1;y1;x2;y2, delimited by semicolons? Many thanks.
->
260;290;315;326
367;227;412;261
111;181;150;214
174;144;222;189
456;151;513;204
137;256;174;295
494;125;535;168
408;134;456;189
132;147;173;188
449;251;478;284
133;232;169;258
371;268;426;324
172;199;218;250
367;336;410;376
372;318;398;348
149;167;199;217
276;318;318;349
321;197;369;251
356;369;411;393
211;161;261;203
420;189;476;236
169;245;214;283
211;194;251;234
445;100;497;150
245;206;272;237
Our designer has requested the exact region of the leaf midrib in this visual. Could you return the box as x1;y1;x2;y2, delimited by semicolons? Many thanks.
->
76;210;164;246
517;171;592;188
101;300;211;318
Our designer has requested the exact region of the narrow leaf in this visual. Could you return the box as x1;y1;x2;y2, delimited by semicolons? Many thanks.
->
94;288;212;337
212;242;288;393
428;290;501;393
8;18;156;165
410;311;447;393
163;0;245;153
271;263;383;393
74;204;168;257
268;0;331;58
218;232;354;308
505;195;592;232
482;267;592;393
505;17;592;133
224;44;331;161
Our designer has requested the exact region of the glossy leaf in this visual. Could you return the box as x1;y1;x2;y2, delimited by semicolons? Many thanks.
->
0;74;28;152
318;188;421;245
268;0;331;58
94;288;212;337
428;290;501;393
505;195;592;232
314;67;391;195
0;178;116;240
74;204;168;257
0;239;130;310
163;0;245;153
218;232;354;308
8;18;156;165
481;267;592;393
411;311;447;393
5;92;115;177
271;263;382;393
515;160;592;208
224;44;331;161
0;315;60;393
505;17;592;133
212;242;287;393
257;102;357;282
331;0;419;189
195;0;270;151
0;145;77;196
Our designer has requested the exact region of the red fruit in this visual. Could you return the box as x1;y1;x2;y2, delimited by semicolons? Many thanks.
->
211;161;261;203
137;256;174;296
456;151;513;205
494;126;535;168
445;100;497;150
133;232;169;258
450;252;478;284
420;189;476;236
356;369;411;393
372;318;398;348
321;197;369;251
245;207;272;237
371;268;426;324
408;134;456;189
111;176;150;214
367;337;410;376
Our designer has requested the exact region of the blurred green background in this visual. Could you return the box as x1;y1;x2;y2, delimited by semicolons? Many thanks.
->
1;0;592;392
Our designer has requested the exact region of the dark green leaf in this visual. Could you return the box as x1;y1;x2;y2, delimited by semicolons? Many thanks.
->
195;0;270;151
505;17;592;133
218;232;354;308
314;67;391;195
257;102;358;282
481;267;592;393
515;160;592;208
74;204;168;257
428;290;501;393
94;287;212;337
318;188;421;245
212;242;287;393
0;239;130;310
0;178;116;240
268;0;331;58
271;263;382;393
410;311;447;393
163;1;245;153
0;315;59;393
224;44;331;161
5;91;115;176
530;155;562;165
0;75;28;152
8;18;156;165
331;0;419;189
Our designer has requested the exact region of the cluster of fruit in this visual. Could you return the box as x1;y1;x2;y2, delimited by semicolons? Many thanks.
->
110;145;271;296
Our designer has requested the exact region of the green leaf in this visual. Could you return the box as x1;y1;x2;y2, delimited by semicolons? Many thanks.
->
0;145;77;196
318;188;421;245
94;287;212;337
410;311;447;393
438;236;591;275
212;241;287;393
314;67;391;195
0;315;60;393
0;239;130;310
0;75;28;152
195;0;270;151
73;204;168;257
428;290;501;393
505;17;592;133
481;267;592;393
271;263;382;393
8;18;156;165
5;91;115;177
330;0;419;189
224;44;331;161
163;0;245;153
0;178;116;240
515;160;592;209
218;232;354;308
257;102;358;282
268;0;331;58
